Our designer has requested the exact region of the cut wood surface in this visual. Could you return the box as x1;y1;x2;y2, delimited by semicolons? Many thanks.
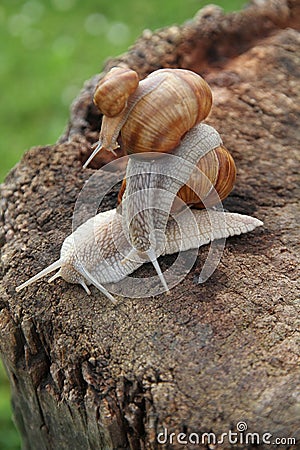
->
0;1;299;449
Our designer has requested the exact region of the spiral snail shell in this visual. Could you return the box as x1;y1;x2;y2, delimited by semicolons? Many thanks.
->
93;66;139;118
119;68;212;156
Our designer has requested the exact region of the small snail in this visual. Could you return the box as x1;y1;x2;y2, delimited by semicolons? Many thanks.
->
84;67;212;166
16;207;263;303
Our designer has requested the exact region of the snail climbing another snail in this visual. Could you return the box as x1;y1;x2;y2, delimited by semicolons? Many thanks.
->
16;67;263;301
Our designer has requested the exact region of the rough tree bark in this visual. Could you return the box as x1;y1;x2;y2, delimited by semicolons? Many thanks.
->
0;1;299;449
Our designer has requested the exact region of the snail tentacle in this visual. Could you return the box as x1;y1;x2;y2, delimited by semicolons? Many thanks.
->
79;280;91;295
48;269;62;283
15;259;62;292
76;264;117;304
146;248;170;294
83;140;103;169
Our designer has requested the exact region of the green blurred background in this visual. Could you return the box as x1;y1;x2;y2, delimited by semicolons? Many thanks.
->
0;0;246;448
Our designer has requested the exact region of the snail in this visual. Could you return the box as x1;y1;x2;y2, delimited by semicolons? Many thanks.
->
16;207;263;303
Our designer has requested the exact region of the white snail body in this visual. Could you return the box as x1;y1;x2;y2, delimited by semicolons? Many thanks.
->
16;207;263;303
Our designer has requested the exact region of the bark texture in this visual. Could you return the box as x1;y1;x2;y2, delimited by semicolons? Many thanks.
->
0;1;299;449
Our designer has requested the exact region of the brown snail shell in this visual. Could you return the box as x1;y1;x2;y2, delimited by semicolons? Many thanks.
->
93;67;139;118
121;68;213;156
118;145;236;210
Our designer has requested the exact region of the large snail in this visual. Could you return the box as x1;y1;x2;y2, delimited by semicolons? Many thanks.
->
16;207;263;303
16;67;263;301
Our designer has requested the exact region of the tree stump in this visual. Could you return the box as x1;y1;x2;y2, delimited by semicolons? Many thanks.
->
0;1;299;449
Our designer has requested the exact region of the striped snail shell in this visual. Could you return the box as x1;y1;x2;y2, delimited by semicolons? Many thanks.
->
120;68;212;156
